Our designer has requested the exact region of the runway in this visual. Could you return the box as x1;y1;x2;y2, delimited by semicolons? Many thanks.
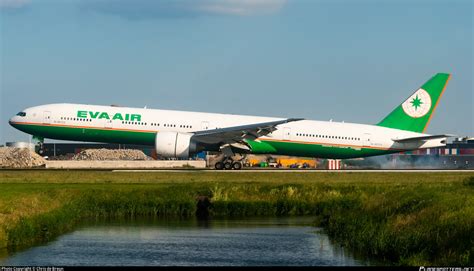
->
113;169;474;173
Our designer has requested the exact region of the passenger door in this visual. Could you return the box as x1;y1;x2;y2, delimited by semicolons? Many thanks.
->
104;119;113;129
43;111;51;124
283;127;291;140
363;133;371;147
201;121;209;130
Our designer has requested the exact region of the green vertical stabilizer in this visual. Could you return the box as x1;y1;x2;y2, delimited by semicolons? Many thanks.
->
377;73;451;133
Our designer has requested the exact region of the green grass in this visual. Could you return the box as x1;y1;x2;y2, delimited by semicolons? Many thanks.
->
0;170;472;265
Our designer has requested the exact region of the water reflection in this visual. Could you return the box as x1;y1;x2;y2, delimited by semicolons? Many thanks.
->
1;217;371;266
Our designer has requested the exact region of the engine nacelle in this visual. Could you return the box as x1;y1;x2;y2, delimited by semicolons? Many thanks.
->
155;132;196;158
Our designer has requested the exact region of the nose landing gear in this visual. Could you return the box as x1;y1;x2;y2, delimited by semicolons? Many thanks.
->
32;136;45;155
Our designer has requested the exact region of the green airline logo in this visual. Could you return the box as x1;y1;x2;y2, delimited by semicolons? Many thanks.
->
410;95;423;111
77;111;141;121
401;88;431;118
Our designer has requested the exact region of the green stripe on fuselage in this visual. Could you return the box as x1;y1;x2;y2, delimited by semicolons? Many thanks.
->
12;123;397;158
11;123;156;145
246;139;397;159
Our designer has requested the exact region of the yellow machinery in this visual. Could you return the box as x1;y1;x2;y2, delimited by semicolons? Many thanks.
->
247;155;317;168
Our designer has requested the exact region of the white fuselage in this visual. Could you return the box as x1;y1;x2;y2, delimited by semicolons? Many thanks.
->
9;103;446;158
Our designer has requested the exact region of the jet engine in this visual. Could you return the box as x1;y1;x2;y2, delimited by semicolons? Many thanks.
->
155;132;196;158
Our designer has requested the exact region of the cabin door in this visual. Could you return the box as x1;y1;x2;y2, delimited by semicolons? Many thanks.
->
363;133;371;147
43;111;51;124
283;127;291;140
104;119;113;129
201;121;209;130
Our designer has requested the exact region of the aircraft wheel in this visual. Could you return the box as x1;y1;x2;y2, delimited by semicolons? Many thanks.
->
232;162;242;170
215;162;224;170
224;162;233;170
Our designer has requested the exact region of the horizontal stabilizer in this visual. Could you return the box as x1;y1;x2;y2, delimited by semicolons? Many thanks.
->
392;134;455;143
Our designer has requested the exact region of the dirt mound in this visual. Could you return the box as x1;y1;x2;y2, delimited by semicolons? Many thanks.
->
72;148;152;161
0;147;46;168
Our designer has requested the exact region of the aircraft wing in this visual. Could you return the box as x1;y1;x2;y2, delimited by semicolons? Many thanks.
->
192;118;303;145
392;134;455;143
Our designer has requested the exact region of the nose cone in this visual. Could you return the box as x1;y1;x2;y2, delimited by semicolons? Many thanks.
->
9;116;19;127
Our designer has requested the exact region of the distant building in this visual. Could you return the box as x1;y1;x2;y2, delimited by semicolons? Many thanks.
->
41;143;156;158
40;143;204;160
29;137;474;169
384;137;474;169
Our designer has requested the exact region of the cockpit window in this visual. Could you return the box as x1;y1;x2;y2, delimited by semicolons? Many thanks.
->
16;112;26;117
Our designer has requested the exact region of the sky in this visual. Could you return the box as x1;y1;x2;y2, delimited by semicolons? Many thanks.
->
0;0;472;144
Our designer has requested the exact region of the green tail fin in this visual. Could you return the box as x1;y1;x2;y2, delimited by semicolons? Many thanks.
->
377;73;451;133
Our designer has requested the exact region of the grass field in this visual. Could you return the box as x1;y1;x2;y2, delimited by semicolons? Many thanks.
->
0;170;472;265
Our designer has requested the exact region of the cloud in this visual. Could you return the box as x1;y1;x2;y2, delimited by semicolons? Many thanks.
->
82;0;287;19
0;0;30;9
194;0;287;16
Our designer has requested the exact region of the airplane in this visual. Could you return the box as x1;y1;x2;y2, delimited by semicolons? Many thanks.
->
9;73;452;170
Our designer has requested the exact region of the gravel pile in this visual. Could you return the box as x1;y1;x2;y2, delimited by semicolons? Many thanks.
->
0;147;46;168
72;148;152;161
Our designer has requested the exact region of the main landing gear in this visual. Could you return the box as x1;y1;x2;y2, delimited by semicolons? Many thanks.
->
214;157;243;170
213;145;246;170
